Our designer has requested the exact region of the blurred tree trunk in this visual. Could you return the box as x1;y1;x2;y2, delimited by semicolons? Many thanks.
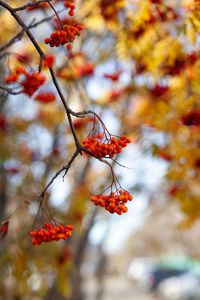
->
0;163;7;223
95;248;107;300
0;57;7;225
69;207;98;300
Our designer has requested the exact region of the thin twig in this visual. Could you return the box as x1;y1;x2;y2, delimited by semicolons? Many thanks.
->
0;30;25;53
0;9;65;54
0;84;22;95
47;1;63;30
108;157;135;169
40;149;80;198
32;149;79;227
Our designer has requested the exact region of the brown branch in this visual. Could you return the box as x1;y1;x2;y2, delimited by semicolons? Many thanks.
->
108;157;135;169
35;145;115;219
71;109;104;125
32;149;80;228
32;7;66;27
13;0;53;12
0;1;122;206
0;84;22;95
0;8;65;55
40;149;80;198
0;2;97;151
47;1;63;30
0;0;82;149
0;1;44;59
0;30;25;53
48;67;82;149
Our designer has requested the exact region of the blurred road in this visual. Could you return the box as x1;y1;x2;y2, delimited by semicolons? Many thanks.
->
84;275;163;300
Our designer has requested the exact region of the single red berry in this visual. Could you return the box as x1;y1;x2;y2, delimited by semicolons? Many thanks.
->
66;44;72;51
44;38;50;44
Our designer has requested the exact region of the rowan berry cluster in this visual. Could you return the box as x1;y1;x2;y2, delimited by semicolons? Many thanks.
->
64;0;75;16
5;68;46;97
21;72;46;97
30;223;74;245
90;190;133;215
43;54;55;68
34;92;56;103
82;133;131;158
44;24;83;48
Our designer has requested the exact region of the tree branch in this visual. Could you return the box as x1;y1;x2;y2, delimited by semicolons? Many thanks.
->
40;149;80;198
13;0;53;12
0;0;82;150
0;84;22;95
0;30;25;53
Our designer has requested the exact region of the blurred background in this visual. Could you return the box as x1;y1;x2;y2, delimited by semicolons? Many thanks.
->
1;0;200;299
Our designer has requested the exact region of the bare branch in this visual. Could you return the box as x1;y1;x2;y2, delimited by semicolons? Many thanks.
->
0;1;82;150
0;30;25;53
0;1;128;212
47;1;63;30
30;7;66;27
40;149;80;198
108;157;135;169
0;8;65;54
13;0;53;12
0;84;22;95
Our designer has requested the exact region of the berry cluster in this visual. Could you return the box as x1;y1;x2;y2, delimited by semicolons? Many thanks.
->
57;61;94;81
34;92;56;103
21;72;46;96
43;54;55;68
30;223;74;245
90;190;133;215
182;111;200;126
5;68;46;97
44;24;83;48
104;70;123;81
5;74;18;83
77;62;94;77
27;3;48;10
150;84;168;98
64;0;75;16
82;133;131;158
